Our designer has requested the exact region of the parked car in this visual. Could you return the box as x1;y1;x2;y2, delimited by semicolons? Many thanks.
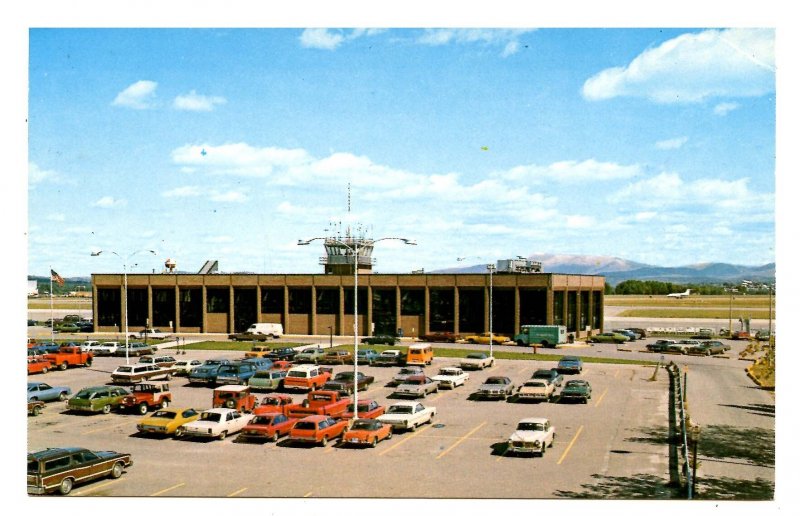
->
256;393;294;414
28;400;46;416
111;363;174;384
730;331;751;340
324;371;375;395
266;347;299;362
376;401;437;432
667;340;701;355
588;332;627;344
340;418;393;447
474;376;515;400
711;340;732;351
283;364;332;392
351;349;379;365
394;375;440;398
180;408;253;440
459;352;495;370
556;356;583;374
319;350;353;365
173;359;203;376
755;330;772;342
687;341;726;356
506;417;556;456
341;399;385;420
27;382;71;402
360;334;400;345
27;357;53;375
236;413;298;442
132;328;171;340
462;333;510;344
80;340;100;352
418;332;459;343
93;342;121;356
138;355;176;368
646;340;676;352
136;407;200;437
690;328;715;340
212;385;258;413
67;386;130;414
113;342;154;357
625;328;647;339
287;415;349;446
531;369;564;387
285;389;350;419
248;369;288;391
27;447;132;495
373;349;406;367
120;383;172;414
431;367;470;389
391;366;424;386
516;379;556;403
215;362;260;385
611;329;636;341
187;362;227;385
559;379;593;404
294;347;327;364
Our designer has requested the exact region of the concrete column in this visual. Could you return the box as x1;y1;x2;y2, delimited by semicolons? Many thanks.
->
310;285;317;336
546;277;554;325
146;285;153;329
228;286;235;333
201;286;207;332
514;287;521;336
366;287;373;336
283;285;289;334
562;290;569;329
256;285;262;323
484;285;490;333
423;286;430;335
576;288;583;338
92;283;99;332
338;285;345;336
395;285;402;336
453;287;460;335
174;285;180;333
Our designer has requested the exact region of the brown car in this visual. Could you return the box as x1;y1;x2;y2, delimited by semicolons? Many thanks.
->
27;447;132;495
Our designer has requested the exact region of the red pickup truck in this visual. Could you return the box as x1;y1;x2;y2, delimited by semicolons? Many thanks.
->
285;390;349;419
43;347;93;370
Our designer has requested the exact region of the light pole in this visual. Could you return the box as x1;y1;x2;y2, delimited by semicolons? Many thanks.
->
298;236;416;419
91;249;157;364
487;263;496;358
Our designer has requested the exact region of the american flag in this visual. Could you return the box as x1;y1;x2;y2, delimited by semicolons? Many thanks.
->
50;269;64;286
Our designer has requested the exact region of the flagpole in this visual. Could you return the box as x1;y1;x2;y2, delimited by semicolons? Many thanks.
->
49;266;54;342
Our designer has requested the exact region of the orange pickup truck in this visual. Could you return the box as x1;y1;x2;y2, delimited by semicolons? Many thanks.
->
285;390;349;419
43;347;93;370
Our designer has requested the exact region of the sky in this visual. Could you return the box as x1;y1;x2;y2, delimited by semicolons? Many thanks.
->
23;15;780;279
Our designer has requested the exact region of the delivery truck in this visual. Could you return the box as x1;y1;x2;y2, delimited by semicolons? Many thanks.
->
513;325;567;348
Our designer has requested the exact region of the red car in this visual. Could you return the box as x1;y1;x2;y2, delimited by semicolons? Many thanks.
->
287;415;349;446
341;418;393;447
255;393;294;415
27;357;53;375
341;399;385;420
270;360;292;371
237;412;298;442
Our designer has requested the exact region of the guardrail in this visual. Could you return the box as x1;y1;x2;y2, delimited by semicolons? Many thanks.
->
666;362;693;499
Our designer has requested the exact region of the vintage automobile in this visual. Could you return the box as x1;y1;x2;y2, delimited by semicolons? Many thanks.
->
285;390;349;419
173;359;203;376
92;341;121;356
516;379;556;402
506;417;556;456
755;330;772;342
27;357;53;375
531;369;564;387
431;367;470;389
462;333;510;344
687;341;726;356
269;360;293;371
138;355;176;368
28;400;46;416
474;376;516;400
319;350;353;365
266;347;299;362
341;399;385;420
588;332;628;344
113;342;154;357
459;352;495;370
559;379;593;404
360;334;400;345
340;418;393;447
243;344;274;358
212;385;258;413
136;407;200;437
180;408;253;440
418;332;459;343
229;332;271;342
283;364;332;391
247;369;288;391
236;413;298;442
710;339;732;351
730;331;752;340
690;328;715;340
286;414;349;446
187;361;227;385
324;371;375;395
646;340;676;352
43;346;93;370
120;383;172;414
240;357;274;371
132;328;171;340
391;366;424;386
27;382;71;402
215;362;260;385
625;328;647;339
351;349;380;365
667;340;702;354
612;329;637;341
394;375;440;398
373;349;406;367
255;393;295;415
293;347;327;364
27;447;133;495
556;356;583;374
67;386;130;414
376;401;437;432
110;363;174;384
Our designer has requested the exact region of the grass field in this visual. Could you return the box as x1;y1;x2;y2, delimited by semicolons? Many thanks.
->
605;295;772;308
617;308;771;319
28;298;92;309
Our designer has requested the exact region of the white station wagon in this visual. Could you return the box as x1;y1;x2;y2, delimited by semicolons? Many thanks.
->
506;417;556;456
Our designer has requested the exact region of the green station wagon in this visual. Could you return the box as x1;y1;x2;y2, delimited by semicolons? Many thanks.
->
67;386;130;414
247;369;288;391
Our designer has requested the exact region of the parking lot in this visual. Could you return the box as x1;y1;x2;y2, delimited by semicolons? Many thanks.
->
28;343;678;498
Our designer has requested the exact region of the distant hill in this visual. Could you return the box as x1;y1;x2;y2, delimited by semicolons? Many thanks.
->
432;254;775;286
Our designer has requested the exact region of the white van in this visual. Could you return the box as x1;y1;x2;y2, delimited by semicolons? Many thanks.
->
245;323;283;338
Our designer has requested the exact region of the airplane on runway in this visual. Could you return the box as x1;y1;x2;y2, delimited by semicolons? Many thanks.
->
666;289;692;299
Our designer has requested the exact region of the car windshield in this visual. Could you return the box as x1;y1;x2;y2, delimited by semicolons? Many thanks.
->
287;371;308;378
200;412;222;422
524;381;546;387
116;366;133;373
293;422;317;431
74;390;95;400
253;371;272;378
439;370;457;376
485;378;506;384
251;416;274;425
352;420;376;430
517;422;545;431
466;354;484;359
152;410;176;419
387;405;413;414
261;397;282;405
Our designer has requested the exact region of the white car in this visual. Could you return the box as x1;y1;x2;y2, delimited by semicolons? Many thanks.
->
173;359;203;376
94;341;121;356
376;401;437;432
179;408;253;440
392;366;424;385
516;380;556;402
460;352;495;370
132;328;171;340
394;375;440;398
431;367;470;389
80;341;100;352
506;417;556;456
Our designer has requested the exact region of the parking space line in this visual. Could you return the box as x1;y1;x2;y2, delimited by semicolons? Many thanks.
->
378;423;432;456
436;421;487;459
557;425;584;465
227;487;247;497
73;477;124;496
81;420;132;435
594;387;609;407
150;482;185;496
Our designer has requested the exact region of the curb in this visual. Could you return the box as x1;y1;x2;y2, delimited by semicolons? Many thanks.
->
745;364;775;391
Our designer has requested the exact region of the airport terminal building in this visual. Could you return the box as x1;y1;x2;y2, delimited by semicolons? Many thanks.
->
91;254;605;339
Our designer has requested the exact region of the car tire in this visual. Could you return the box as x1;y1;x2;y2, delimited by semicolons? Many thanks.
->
58;477;73;495
270;432;279;443
174;427;184;438
370;437;378;448
32;405;42;416
110;462;124;479
59;362;68;371
102;404;111;414
138;403;148;415
321;436;328;446
540;443;546;456
387;428;393;439
217;431;228;440
41;366;49;374
225;400;235;409
85;358;93;367
160;399;169;409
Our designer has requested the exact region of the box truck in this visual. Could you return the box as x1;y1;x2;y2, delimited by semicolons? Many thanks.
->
513;325;567;348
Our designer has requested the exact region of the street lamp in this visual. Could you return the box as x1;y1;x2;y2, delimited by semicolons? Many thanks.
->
91;249;157;364
298;236;416;419
487;263;496;359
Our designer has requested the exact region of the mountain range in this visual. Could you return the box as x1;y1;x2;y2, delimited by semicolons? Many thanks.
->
433;253;775;286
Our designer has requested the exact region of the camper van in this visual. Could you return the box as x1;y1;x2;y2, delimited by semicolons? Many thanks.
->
244;323;283;339
405;343;434;366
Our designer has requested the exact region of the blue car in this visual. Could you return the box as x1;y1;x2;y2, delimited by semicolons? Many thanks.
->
556;356;584;374
215;362;260;385
188;361;229;385
27;382;72;402
354;349;379;365
241;357;273;371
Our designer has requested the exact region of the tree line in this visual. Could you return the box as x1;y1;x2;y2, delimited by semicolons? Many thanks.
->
605;280;772;295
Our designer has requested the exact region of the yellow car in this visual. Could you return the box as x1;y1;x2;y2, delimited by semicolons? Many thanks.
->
462;333;510;345
136;407;200;437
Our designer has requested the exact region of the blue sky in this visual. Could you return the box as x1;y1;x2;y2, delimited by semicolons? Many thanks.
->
26;26;777;277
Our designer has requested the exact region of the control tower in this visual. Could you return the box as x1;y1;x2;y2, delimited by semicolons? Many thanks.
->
319;224;375;275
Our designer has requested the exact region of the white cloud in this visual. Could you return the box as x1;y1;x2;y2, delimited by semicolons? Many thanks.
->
582;28;774;103
714;102;740;116
29;162;60;184
46;213;65;222
634;211;657;221
655;136;689;150
112;80;158;109
173;90;227;111
504;159;640;183
209;191;246;203
162;186;202;198
299;29;345;50
172;143;312;177
416;29;532;56
93;196;127;208
565;215;596;229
